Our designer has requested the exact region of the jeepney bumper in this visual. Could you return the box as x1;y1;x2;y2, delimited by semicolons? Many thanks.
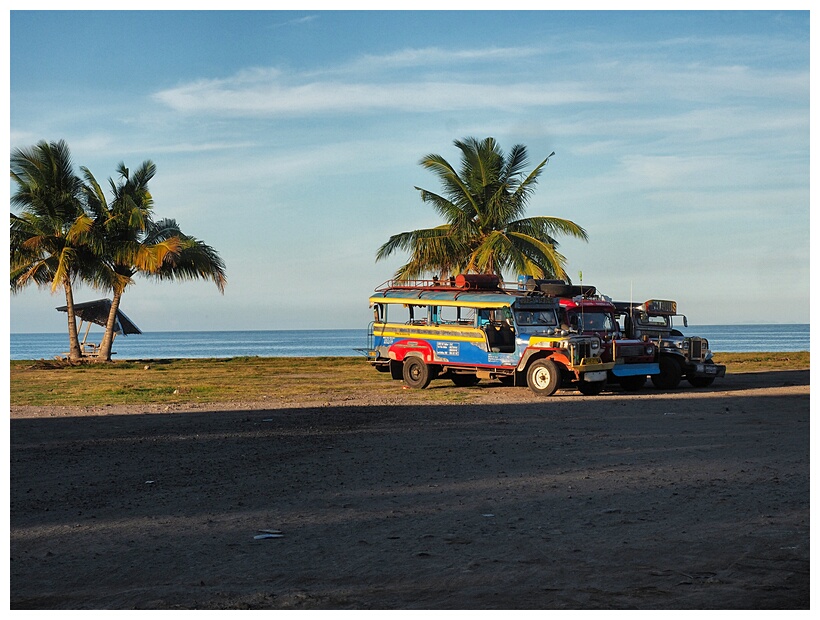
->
610;362;660;377
690;362;726;378
575;359;615;382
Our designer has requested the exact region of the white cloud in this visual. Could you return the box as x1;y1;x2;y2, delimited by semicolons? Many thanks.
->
345;45;543;72
153;76;612;117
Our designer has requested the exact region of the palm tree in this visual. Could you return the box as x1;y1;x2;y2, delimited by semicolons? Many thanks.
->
82;161;227;362
376;137;588;281
10;140;95;360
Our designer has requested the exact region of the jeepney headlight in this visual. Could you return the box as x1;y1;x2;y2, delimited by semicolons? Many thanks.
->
591;338;600;351
645;344;655;355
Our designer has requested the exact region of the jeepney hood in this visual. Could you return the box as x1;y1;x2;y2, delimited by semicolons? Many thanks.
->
657;334;714;360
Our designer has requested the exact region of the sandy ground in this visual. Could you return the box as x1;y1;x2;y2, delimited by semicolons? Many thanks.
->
9;370;810;610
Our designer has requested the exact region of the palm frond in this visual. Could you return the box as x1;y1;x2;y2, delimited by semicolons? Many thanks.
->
376;225;451;261
508;216;588;243
418;153;480;217
469;230;511;276
505;231;569;280
151;235;227;293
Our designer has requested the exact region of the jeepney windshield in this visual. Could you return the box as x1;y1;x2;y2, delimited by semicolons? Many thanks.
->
639;313;670;328
515;309;558;327
570;310;615;334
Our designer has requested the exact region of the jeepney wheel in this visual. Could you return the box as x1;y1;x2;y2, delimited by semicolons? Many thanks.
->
619;375;646;391
526;359;561;397
403;356;432;389
687;363;716;388
451;373;480;387
577;380;605;396
389;360;403;380
651;356;682;390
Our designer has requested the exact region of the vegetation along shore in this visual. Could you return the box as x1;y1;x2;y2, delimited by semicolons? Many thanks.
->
10;351;809;410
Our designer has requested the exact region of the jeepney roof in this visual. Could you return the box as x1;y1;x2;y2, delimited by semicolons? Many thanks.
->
370;288;556;309
558;297;614;311
612;299;678;316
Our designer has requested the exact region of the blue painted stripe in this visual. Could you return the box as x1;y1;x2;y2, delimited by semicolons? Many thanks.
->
610;363;660;377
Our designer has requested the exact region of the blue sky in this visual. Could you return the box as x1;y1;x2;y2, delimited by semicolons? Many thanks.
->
7;9;811;332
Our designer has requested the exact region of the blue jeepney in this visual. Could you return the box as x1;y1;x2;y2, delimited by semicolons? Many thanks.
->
366;275;615;396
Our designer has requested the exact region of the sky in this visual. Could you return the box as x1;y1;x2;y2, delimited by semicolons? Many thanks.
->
6;8;812;333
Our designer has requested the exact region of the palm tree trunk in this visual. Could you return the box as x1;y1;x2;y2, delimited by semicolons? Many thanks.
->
97;289;123;362
63;278;83;360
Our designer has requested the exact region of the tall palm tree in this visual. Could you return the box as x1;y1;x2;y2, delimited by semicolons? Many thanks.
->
10;140;95;360
376;137;588;281
83;161;227;362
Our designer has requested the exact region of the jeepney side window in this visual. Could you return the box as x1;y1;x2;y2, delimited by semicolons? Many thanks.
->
410;305;430;325
401;304;428;324
438;305;471;325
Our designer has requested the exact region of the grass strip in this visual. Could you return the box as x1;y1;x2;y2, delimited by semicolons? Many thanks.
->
9;351;809;408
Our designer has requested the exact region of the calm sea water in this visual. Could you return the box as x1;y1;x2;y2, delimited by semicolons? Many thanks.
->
8;324;810;361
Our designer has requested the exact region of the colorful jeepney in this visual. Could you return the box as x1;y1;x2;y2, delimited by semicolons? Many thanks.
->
366;275;615;396
557;295;660;391
514;278;659;390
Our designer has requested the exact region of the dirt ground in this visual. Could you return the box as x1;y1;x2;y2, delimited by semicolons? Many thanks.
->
9;370;811;610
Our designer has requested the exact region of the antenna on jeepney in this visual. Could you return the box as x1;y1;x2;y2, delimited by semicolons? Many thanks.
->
578;270;584;332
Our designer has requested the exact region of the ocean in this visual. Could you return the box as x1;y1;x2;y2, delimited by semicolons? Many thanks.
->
8;324;811;361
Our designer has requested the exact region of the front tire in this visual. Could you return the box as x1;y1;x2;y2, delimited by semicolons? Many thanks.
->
577;379;605;395
652;356;682;390
526;359;561;397
402;357;431;389
688;362;716;388
619;375;646;391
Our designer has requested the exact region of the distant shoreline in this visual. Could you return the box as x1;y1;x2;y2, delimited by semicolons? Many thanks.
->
11;325;810;360
8;322;812;335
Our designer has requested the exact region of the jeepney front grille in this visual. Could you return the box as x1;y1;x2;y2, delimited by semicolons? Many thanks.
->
689;338;705;361
615;343;645;359
571;340;594;364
